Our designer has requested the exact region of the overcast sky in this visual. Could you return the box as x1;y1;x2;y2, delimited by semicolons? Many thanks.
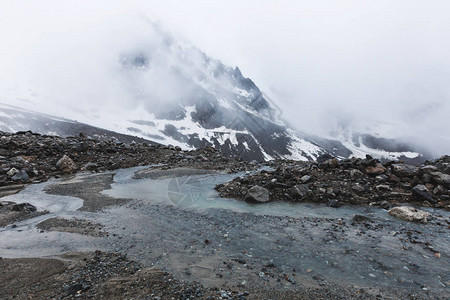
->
1;1;449;155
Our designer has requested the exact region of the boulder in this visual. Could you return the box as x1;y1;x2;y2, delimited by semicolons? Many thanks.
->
6;168;20;178
388;206;431;223
376;174;388;181
11;170;29;182
411;184;434;202
365;163;386;176
375;184;391;192
300;175;311;183
316;153;334;163
290;184;309;200
352;214;371;222
433;185;444;195
56;155;77;173
244;186;270;203
351;184;366;194
420;165;438;173
328;199;340;208
322;158;339;168
391;164;418;178
380;201;390;210
350;169;364;180
12;203;37;213
84;162;99;171
429;171;450;187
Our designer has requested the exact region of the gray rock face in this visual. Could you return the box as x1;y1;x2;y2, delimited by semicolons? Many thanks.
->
56;155;77;173
388;206;431;223
244;186;270;203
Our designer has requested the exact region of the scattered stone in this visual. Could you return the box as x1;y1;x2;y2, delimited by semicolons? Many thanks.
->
388;206;431;223
365;163;386;176
67;283;84;296
12;203;37;213
316;153;334;163
392;164;419;178
352;215;371;222
56;155;77;173
83;162;99;171
411;184;434;202
327;199;340;208
380;201;390;210
322;158;339;168
300;175;311;183
429;171;450;187
375;184;391;192
11;170;29;182
244;186;270;203
350;169;364;179
216;154;449;209
290;184;309;200
6;168;19;178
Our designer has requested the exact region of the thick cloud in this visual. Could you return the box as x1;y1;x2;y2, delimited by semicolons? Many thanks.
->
0;1;449;156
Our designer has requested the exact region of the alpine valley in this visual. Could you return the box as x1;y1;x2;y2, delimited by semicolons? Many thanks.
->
0;23;427;164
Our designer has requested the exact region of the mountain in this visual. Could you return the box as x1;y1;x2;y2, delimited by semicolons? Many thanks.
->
0;23;427;163
0;103;158;145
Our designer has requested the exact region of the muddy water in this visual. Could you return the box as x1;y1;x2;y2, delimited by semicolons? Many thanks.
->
0;167;449;298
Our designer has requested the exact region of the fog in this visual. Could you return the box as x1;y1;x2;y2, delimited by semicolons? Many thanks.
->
0;1;449;156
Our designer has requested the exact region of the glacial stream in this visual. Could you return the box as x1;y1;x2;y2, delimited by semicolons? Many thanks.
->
1;166;449;297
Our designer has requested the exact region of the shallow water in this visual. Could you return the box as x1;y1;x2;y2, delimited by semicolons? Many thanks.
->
106;166;448;222
1;167;449;297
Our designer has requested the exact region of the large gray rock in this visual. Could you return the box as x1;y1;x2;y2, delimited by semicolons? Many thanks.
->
429;171;450;187
411;184;434;202
388;206;431;223
420;165;438;173
391;164;418;178
11;170;29;182
244;185;270;203
56;155;77;173
290;184;309;200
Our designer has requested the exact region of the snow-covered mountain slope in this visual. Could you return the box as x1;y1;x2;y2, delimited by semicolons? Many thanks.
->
0;22;430;163
1;23;328;162
308;126;428;164
0;103;159;145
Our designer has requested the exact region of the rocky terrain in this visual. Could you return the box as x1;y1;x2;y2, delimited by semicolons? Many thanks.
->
0;130;251;189
0;201;47;227
0;250;391;300
0;130;449;299
216;155;450;210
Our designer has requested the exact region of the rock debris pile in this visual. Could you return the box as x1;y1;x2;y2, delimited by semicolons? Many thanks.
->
217;155;450;209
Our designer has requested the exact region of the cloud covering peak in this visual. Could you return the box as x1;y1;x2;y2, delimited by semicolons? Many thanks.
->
0;0;449;156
